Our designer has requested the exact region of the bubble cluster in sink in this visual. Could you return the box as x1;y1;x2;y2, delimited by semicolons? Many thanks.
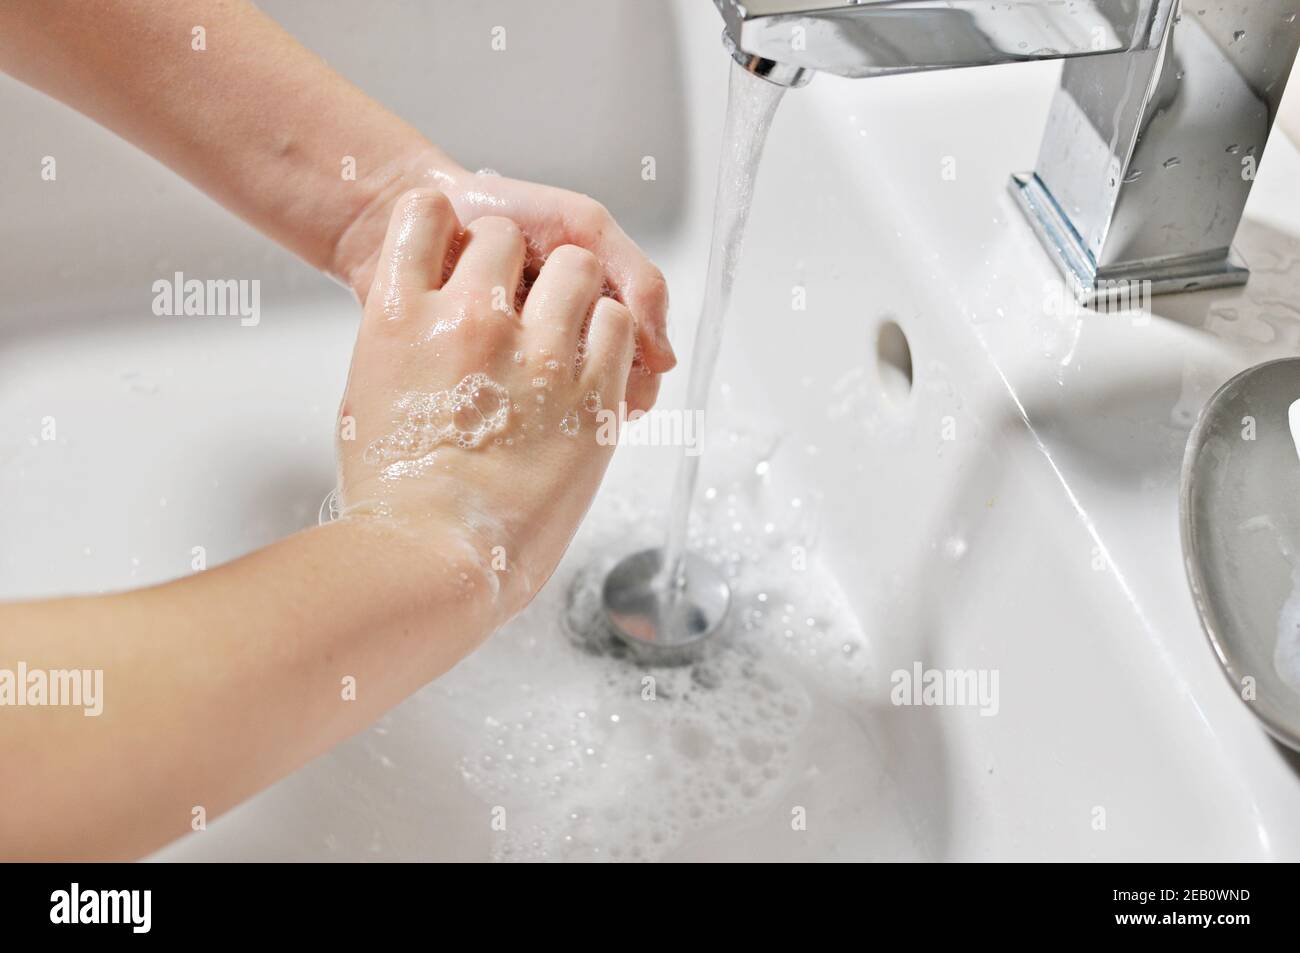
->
458;641;813;862
439;423;876;861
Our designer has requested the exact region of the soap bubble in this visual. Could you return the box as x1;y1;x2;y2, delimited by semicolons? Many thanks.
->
364;373;510;468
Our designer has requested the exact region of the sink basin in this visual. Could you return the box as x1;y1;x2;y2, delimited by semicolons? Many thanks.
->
3;0;1300;861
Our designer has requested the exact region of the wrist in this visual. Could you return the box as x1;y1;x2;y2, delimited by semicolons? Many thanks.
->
325;498;519;630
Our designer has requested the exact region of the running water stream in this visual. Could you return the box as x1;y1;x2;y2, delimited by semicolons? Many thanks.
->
658;63;786;605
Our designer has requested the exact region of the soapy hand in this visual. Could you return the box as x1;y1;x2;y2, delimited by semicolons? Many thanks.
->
337;188;637;618
333;153;673;414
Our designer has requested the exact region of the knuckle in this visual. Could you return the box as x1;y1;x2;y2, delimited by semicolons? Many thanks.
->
598;298;635;333
572;195;612;234
550;243;601;279
604;296;634;319
399;187;453;218
472;215;525;244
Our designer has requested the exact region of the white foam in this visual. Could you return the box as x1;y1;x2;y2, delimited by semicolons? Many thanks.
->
444;430;874;862
363;373;510;472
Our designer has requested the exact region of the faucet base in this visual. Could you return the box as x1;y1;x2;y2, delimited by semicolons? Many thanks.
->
1009;172;1249;310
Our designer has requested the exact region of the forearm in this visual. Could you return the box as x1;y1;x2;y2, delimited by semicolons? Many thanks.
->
0;0;453;287
0;518;501;860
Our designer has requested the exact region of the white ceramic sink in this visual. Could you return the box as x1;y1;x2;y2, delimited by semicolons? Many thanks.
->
3;0;1300;861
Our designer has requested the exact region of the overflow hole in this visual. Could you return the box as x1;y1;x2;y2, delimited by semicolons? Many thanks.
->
875;319;913;404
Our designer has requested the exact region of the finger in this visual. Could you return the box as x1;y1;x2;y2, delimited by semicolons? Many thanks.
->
580;212;673;372
583;297;637;405
522;245;603;361
445;215;527;313
624;368;661;416
369;189;460;315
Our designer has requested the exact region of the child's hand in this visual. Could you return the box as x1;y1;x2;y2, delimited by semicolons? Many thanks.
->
336;189;636;617
332;155;673;414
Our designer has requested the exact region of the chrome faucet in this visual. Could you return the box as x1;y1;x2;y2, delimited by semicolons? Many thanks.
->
715;0;1300;304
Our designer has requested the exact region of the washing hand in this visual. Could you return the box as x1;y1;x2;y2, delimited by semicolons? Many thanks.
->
331;152;673;414
0;189;639;860
337;188;637;619
0;0;661;860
